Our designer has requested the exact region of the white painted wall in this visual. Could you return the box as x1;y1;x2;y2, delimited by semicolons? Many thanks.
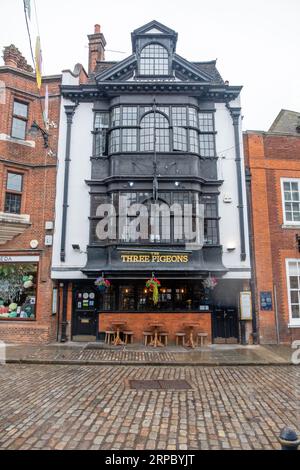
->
215;100;251;279
52;71;93;279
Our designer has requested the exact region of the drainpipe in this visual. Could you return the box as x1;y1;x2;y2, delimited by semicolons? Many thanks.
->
245;166;259;344
227;106;246;262
60;282;68;343
60;104;77;262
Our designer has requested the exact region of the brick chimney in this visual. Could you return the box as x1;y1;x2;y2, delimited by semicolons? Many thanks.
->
3;44;33;72
88;24;106;75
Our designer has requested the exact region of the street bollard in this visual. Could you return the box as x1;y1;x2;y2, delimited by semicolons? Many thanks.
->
279;427;300;450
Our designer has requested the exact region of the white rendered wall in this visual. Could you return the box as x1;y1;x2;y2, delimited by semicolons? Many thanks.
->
52;93;93;279
215;100;251;279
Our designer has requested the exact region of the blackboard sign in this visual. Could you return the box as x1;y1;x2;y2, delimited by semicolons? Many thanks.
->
260;291;273;311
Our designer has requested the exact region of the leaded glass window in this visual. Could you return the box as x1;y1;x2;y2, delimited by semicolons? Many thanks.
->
109;129;120;153
172;107;187;127
188;108;198;128
189;130;199;153
122;107;138;126
122;128;137;152
199;113;214;132
94;112;109;157
199;134;215;157
140;44;169;76
140;112;170;152
111;107;120;127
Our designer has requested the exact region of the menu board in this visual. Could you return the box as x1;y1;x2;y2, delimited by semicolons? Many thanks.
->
76;292;96;310
240;291;252;320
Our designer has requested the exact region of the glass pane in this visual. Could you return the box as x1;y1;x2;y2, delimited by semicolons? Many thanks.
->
199;113;214;132
291;291;299;304
284;191;291;201
111;107;120;127
283;182;291;191
290;276;299;289
188;108;198;128
122;107;138;126
122;128;137;152
11;117;26;139
291;305;300;319
13;101;28;118
285;203;292;211
119;287;135;311
189;129;199;153
140;112;169;152
7;172;22;192
4;193;21;214
286;212;292;221
173;127;187;151
172;107;187;126
291;182;298;191
199;134;215;157
288;262;299;276
109;129;120;153
292;191;300;201
94;112;109;129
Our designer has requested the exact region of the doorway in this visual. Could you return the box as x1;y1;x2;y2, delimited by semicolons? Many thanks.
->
72;287;98;342
212;307;239;344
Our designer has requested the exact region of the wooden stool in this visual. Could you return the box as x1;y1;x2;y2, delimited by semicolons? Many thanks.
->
123;331;134;345
175;332;186;346
197;332;208;347
105;331;116;345
143;331;153;346
158;332;168;346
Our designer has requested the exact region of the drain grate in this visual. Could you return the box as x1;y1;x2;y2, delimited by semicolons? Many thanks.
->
129;379;191;390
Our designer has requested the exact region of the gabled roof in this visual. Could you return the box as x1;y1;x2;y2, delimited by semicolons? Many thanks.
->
131;20;178;52
269;109;300;136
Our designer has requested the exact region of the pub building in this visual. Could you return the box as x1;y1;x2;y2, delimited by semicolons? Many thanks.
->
52;21;253;345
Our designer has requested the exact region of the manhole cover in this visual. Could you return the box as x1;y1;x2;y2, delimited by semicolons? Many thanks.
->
129;380;191;390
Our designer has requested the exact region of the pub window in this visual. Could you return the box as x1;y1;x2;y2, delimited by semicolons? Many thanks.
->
94;112;109;157
282;179;300;224
286;260;300;325
122;107;138;126
199;134;215;158
109;129;120;154
140;112;170;152
202;195;219;245
122;128;137;152
11;100;28;140
140;44;169;76
4;172;23;214
119;287;135;311
199;113;214;132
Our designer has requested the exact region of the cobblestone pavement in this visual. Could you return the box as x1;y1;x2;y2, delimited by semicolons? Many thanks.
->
0;364;299;450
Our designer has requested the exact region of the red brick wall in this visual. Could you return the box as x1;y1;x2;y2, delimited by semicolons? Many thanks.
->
98;312;212;345
0;65;61;344
245;131;300;344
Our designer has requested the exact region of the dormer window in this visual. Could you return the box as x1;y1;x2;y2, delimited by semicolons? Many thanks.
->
140;44;169;76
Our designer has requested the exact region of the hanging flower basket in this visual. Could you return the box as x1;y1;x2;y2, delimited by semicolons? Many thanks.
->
146;277;161;305
94;277;111;292
203;276;218;290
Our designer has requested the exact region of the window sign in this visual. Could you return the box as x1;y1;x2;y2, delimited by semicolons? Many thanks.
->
260;291;273;311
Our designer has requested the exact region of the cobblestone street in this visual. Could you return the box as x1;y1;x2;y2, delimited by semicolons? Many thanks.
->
0;364;299;450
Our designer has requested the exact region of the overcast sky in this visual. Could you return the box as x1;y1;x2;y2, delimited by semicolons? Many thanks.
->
1;0;299;130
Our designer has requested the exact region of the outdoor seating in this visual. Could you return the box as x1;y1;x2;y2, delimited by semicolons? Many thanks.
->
158;332;169;346
123;331;134;344
105;330;116;345
175;332;186;346
143;331;153;346
197;332;208;347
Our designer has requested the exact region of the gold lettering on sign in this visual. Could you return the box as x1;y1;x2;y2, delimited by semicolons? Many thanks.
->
121;253;189;263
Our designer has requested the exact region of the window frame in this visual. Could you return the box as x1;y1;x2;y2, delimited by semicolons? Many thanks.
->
139;43;170;77
281;178;300;226
11;99;29;141
286;259;300;326
4;170;24;214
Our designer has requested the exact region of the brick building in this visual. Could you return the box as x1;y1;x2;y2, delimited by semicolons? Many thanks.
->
0;45;61;344
245;110;300;344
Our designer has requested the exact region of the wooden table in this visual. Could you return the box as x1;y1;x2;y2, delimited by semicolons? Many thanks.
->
148;322;165;348
111;321;127;346
183;322;200;349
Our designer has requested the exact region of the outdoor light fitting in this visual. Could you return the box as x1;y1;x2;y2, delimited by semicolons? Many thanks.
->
28;121;49;148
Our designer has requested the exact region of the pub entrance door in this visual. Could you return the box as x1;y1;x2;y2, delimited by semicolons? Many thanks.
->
72;287;98;342
212;307;239;344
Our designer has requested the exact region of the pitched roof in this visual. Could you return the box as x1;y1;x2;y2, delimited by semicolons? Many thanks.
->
192;61;224;84
269;109;300;136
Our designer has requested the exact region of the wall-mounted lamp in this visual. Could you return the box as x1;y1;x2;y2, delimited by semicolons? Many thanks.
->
227;243;236;252
129;182;134;187
174;181;180;187
28;121;49;148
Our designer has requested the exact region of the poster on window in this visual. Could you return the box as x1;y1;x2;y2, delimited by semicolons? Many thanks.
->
240;291;252;320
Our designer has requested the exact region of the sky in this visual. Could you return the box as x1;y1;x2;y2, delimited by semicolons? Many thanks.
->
0;0;299;131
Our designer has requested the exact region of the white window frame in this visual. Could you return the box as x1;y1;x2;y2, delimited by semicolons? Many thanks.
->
281;178;300;226
286;258;300;327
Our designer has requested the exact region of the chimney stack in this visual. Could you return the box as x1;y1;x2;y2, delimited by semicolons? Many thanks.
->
3;45;33;72
88;24;106;75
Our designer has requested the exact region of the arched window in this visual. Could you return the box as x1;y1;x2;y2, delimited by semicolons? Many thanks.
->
140;112;170;152
140;44;169;75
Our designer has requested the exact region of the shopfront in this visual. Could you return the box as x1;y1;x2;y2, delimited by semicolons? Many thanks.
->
0;256;39;321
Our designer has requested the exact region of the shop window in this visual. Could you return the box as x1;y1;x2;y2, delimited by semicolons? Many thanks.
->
282;179;300;224
4;172;23;214
286;260;300;326
0;264;37;320
140;44;169;76
11;100;28;140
